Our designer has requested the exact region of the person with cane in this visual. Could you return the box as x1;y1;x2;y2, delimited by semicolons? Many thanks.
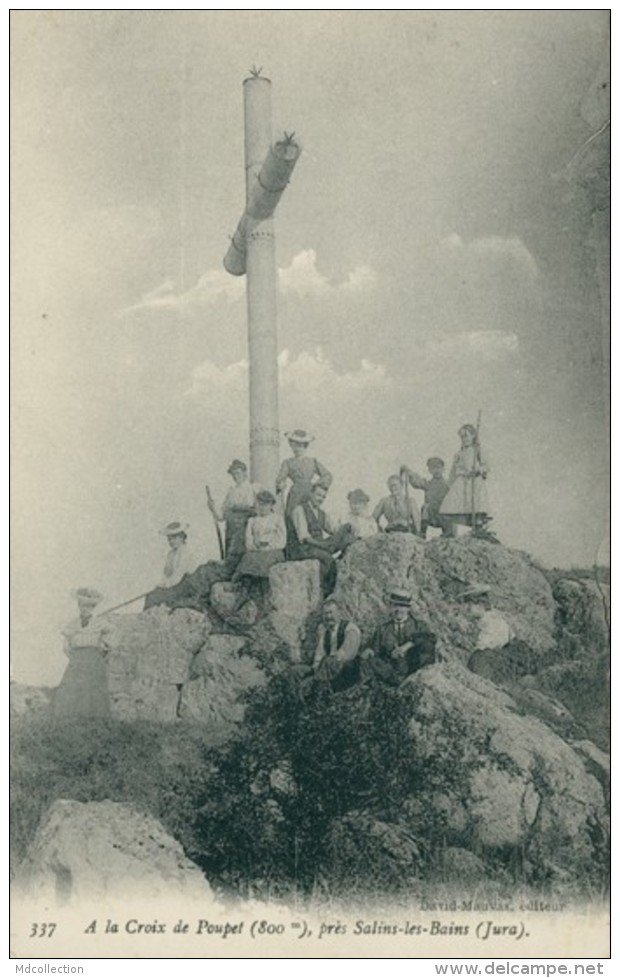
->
439;413;491;537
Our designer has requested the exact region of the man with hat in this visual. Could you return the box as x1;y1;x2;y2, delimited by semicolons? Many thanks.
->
362;586;437;685
276;429;333;518
158;520;198;588
208;460;260;570
401;458;449;538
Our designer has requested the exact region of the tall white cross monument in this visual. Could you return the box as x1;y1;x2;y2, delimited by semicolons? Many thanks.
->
223;68;301;488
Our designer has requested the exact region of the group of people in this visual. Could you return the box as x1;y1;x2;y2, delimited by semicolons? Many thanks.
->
302;586;438;693
157;422;491;599
54;421;496;711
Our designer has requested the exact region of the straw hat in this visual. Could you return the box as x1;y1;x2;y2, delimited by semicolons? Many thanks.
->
72;587;103;607
159;521;189;537
285;429;314;445
386;586;412;607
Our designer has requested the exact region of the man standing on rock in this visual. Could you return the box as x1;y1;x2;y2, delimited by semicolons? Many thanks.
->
362;587;437;686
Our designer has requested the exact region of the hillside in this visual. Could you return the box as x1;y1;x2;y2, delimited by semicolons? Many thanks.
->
10;536;610;905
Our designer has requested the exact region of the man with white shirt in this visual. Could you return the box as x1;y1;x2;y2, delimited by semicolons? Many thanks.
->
313;599;362;691
459;584;535;682
288;483;354;595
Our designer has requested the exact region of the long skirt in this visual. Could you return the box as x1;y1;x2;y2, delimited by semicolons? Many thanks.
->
52;648;110;719
233;549;285;580
284;482;313;517
224;509;254;559
439;475;490;523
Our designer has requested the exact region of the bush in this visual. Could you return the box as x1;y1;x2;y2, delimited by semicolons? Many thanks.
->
191;676;479;896
10;714;211;874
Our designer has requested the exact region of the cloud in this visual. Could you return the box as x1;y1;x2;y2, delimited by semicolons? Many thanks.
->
426;330;519;362
442;233;538;280
186;356;249;399
119;250;376;316
119;268;244;316
279;249;376;297
187;347;388;402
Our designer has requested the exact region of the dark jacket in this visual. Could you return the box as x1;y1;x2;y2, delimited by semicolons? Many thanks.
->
370;615;437;681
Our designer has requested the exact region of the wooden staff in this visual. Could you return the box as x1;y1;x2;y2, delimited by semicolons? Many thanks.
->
471;410;482;532
96;592;150;616
205;484;225;560
401;466;417;535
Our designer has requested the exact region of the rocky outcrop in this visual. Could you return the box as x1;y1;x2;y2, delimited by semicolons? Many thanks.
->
16;799;213;904
333;535;556;661
552;577;610;657
104;606;212;722
404;664;608;879
268;560;321;660
179;634;265;727
209;583;258;626
529;657;610;751
570;740;610;796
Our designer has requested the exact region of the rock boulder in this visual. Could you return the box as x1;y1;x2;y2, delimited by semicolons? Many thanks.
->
404;664;608;879
268;560;322;660
179;634;265;727
104;607;212;722
333;535;556;661
552;577;610;657
16;799;213;904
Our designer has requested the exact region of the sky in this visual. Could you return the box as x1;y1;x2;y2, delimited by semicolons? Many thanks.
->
11;10;610;685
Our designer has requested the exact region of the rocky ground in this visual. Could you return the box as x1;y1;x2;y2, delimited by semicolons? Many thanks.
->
10;536;610;905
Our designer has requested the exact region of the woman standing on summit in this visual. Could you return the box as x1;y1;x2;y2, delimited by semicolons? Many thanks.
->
439;423;491;535
276;429;333;517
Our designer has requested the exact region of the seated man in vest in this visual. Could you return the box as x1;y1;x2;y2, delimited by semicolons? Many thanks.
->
288;482;354;595
312;599;362;692
362;587;437;686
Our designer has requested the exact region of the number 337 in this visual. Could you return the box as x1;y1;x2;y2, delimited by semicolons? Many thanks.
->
30;923;56;937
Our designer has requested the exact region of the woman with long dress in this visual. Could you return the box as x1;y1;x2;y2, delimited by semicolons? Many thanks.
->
439;423;490;533
209;460;260;571
233;489;286;593
53;588;113;718
276;429;332;518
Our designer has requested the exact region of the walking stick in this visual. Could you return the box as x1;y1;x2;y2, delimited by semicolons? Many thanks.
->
96;591;150;616
471;409;482;532
401;466;417;535
205;484;225;560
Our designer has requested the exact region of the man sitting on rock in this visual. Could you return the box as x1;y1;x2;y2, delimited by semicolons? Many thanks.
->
362;587;437;686
288;482;355;596
312;599;363;692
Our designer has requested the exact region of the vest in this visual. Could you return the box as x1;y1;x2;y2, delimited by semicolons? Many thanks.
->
302;500;327;540
323;621;348;655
